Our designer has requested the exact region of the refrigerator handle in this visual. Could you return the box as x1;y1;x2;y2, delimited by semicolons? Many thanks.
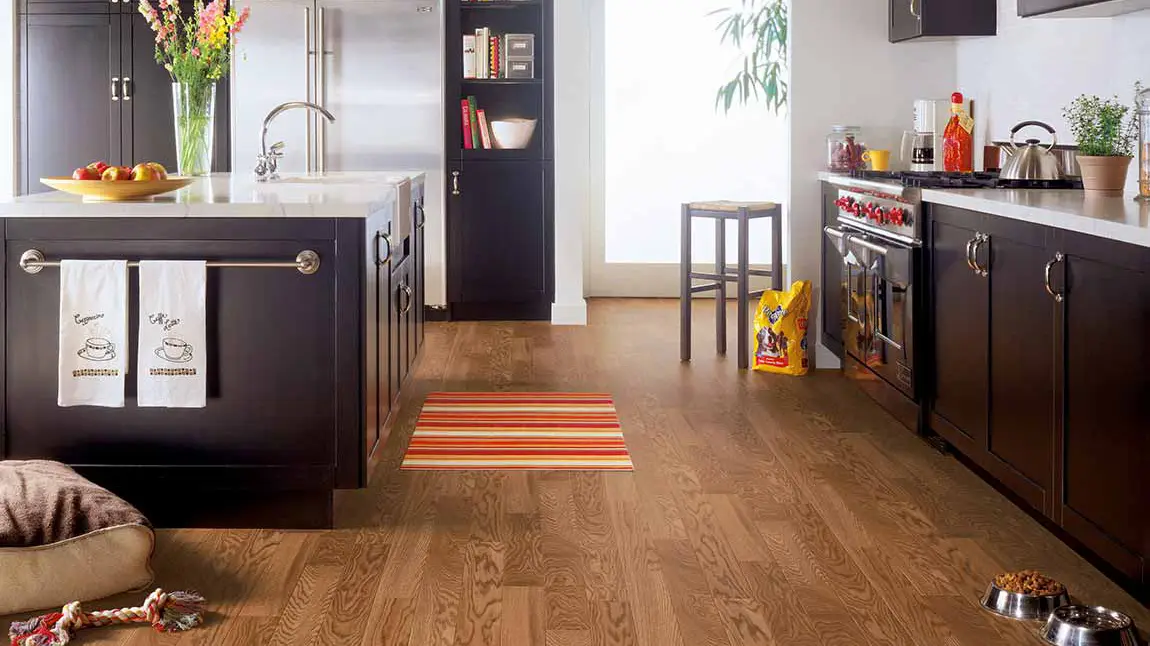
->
305;5;315;174
316;6;327;173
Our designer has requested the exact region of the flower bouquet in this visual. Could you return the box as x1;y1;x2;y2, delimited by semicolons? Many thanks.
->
138;0;250;176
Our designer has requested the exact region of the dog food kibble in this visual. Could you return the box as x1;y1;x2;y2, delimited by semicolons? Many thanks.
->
994;570;1065;596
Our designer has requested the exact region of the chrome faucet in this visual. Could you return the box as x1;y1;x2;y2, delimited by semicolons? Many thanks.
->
254;101;337;181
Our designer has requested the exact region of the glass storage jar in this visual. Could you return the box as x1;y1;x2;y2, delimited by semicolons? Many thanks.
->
827;126;868;173
1137;88;1150;202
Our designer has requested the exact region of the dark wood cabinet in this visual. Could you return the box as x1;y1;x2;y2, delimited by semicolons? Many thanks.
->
1057;231;1150;585
444;0;554;321
19;13;122;194
930;207;1057;517
929;217;989;451
928;204;1150;589
18;0;229;194
889;0;997;42
1018;0;1150;17
414;185;427;350
447;160;552;318
820;182;843;358
366;211;394;459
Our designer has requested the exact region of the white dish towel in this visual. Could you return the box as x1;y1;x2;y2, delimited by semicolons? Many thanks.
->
137;261;207;408
58;260;129;407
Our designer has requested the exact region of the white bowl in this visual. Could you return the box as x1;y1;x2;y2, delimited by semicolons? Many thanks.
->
491;118;538;150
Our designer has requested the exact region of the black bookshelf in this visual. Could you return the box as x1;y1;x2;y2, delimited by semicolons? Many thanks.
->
445;0;554;321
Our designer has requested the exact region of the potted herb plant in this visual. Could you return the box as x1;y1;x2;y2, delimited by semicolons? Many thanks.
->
1063;91;1139;193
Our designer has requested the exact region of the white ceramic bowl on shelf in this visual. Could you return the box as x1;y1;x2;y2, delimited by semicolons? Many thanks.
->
491;118;537;149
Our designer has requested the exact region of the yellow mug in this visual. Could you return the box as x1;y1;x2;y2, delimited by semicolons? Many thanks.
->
862;149;891;172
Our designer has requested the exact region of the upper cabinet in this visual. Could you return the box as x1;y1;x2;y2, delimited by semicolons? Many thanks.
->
1019;0;1150;17
890;0;997;42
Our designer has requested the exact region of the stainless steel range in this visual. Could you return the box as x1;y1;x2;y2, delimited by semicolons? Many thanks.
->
824;176;923;431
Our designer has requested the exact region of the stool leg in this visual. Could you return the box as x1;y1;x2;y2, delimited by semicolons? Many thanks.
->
772;205;784;290
681;204;692;362
715;217;726;355
737;208;750;370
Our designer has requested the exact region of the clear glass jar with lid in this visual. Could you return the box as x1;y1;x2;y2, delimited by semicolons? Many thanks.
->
1137;88;1150;201
827;126;868;173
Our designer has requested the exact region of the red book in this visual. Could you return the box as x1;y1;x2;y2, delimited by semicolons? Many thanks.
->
489;36;499;78
461;98;474;149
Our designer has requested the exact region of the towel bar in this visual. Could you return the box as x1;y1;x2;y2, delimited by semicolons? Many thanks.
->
17;249;322;275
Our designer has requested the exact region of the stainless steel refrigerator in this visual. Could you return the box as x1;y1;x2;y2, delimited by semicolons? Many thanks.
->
230;0;443;180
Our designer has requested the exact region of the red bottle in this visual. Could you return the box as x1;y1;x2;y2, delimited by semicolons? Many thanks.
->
943;92;974;173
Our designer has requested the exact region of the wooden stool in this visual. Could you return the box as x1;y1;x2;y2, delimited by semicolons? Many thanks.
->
680;200;783;370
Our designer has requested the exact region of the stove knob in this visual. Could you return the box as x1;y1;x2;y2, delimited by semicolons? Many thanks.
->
873;207;885;223
888;207;903;225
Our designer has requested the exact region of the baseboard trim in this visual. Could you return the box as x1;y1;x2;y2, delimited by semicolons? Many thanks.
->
551;300;588;326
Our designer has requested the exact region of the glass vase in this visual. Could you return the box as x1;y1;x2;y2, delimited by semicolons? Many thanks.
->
172;82;216;177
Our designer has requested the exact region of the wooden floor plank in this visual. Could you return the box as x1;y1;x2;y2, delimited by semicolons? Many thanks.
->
7;300;1149;646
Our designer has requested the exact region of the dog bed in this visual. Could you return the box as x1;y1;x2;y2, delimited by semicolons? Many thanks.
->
0;460;155;616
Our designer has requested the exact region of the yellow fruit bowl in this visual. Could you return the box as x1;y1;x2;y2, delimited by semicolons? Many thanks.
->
40;177;195;202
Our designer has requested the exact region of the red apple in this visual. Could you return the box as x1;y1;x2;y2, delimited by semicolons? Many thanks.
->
101;166;132;181
131;163;158;181
72;167;100;181
146;162;168;180
86;161;110;175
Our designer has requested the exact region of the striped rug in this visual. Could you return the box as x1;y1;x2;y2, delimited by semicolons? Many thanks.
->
400;392;633;471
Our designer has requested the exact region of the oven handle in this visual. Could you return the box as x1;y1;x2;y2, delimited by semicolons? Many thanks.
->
824;226;889;256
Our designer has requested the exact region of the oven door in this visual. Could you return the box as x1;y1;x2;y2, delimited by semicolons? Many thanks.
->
824;226;916;400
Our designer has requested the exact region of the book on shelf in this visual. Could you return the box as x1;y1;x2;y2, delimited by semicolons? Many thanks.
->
461;98;474;149
476;109;493;149
462;35;477;79
466;95;482;149
463;28;534;80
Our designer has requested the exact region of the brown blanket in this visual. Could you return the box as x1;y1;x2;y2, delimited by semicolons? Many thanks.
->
0;460;148;548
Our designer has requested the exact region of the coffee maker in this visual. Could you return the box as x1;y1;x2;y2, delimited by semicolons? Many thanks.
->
902;98;972;172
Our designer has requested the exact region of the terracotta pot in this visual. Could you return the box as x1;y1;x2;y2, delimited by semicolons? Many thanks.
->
1076;155;1132;193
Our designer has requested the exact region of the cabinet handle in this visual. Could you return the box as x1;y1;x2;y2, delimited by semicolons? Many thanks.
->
121;77;131;101
111;77;120;101
965;236;978;271
1044;252;1064;303
415;201;426;229
909;0;921;18
972;233;990;277
451;170;460;196
376;232;392;266
401;284;414;314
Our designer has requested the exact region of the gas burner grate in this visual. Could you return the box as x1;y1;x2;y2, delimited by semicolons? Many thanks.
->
848;170;1082;190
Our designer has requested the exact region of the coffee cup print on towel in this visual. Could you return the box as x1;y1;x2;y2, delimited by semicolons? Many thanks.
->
155;337;194;364
78;337;116;362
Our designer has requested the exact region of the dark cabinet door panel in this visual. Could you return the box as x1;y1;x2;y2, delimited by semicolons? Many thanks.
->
454;161;547;304
889;0;922;41
987;231;1056;516
891;0;996;42
1061;246;1150;583
20;13;121;194
930;217;988;449
5;238;339;467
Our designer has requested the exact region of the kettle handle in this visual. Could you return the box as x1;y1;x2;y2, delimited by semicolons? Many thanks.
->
1009;120;1057;152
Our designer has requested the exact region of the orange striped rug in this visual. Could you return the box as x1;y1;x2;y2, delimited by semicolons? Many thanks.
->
400;392;633;471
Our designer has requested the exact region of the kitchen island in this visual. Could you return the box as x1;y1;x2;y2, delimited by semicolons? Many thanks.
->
0;173;427;529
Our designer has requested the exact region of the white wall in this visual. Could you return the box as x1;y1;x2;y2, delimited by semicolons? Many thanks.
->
551;0;590;325
789;0;957;366
956;1;1150;190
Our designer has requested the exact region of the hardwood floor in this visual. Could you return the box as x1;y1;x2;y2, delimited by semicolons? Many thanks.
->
5;298;1147;645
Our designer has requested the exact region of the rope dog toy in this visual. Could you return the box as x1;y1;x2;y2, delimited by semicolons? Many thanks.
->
8;589;205;646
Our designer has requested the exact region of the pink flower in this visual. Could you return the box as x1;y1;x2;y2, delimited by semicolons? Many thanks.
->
191;46;201;57
231;6;250;34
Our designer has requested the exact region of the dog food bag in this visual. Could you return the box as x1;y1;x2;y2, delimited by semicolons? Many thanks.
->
753;280;812;376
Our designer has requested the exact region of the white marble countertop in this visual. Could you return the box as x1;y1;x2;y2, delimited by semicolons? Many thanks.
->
818;172;1150;249
0;172;423;218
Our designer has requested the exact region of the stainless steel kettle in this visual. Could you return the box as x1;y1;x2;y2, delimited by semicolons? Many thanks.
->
1001;121;1062;181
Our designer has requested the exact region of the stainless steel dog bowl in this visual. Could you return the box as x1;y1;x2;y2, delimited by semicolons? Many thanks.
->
1041;605;1140;646
981;582;1071;621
